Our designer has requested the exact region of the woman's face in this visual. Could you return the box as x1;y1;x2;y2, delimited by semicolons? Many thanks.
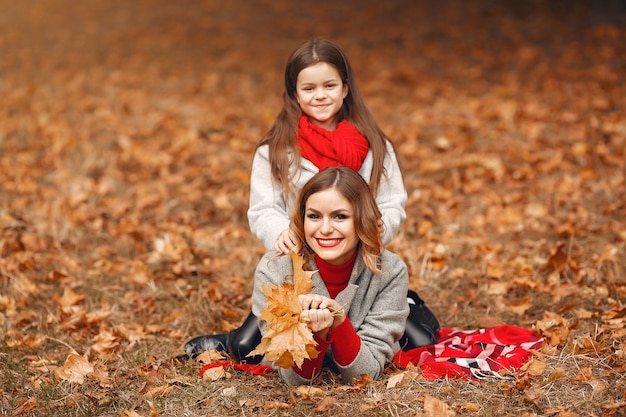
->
304;187;358;265
295;62;348;131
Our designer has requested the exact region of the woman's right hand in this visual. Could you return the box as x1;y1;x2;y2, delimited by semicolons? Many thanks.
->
274;228;298;254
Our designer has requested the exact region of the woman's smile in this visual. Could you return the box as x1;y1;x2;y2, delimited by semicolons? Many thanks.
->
315;237;343;247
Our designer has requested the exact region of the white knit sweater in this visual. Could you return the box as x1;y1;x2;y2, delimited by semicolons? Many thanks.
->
247;140;407;249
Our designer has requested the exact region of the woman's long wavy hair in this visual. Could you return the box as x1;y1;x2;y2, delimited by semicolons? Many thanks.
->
257;39;390;199
291;167;383;274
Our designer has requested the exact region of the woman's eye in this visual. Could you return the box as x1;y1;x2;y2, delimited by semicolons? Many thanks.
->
334;214;349;220
306;213;320;220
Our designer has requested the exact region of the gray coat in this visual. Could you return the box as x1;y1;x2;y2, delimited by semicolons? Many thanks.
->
247;141;407;250
251;248;409;386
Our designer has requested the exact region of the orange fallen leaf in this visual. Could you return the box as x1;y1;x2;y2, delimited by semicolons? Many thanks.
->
522;386;545;407
196;349;227;364
521;359;546;376
54;351;94;384
423;394;456;417
54;287;85;307
295;386;325;398
314;396;336;412
264;401;292;410
386;370;418;388
91;329;121;356
462;402;481;412
202;366;231;381
509;296;533;315
548;367;567;381
353;373;373;389
126;259;152;285
546;243;568;272
12;397;39;415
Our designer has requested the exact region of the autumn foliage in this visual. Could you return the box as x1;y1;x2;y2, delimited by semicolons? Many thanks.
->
1;0;625;416
248;253;318;368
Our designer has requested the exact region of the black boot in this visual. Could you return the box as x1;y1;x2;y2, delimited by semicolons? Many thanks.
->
184;332;230;358
229;312;263;364
399;290;440;350
183;312;263;364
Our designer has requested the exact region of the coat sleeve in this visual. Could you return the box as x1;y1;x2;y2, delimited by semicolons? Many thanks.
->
247;146;291;251
376;141;407;245
333;253;409;382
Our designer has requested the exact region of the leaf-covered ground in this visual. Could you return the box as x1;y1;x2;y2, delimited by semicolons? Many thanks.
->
1;1;625;416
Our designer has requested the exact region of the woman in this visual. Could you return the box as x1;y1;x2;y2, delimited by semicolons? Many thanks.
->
252;167;427;385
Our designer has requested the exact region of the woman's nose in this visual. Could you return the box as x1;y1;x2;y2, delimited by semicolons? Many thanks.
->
320;217;334;233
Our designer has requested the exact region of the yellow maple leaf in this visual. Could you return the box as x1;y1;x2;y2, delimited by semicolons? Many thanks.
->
291;252;314;295
259;319;318;368
258;282;302;326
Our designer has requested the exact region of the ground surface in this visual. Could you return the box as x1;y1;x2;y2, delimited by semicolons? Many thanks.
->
1;1;625;416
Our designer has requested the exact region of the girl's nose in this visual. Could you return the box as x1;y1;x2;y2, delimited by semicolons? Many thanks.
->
314;88;327;100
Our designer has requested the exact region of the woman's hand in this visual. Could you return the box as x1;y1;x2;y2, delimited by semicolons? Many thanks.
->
299;294;346;339
274;228;298;254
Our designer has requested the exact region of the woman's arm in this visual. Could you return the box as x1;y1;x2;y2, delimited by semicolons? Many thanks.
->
332;252;409;382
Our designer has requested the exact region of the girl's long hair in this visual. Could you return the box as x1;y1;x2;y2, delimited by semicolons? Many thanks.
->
257;39;390;199
291;167;383;274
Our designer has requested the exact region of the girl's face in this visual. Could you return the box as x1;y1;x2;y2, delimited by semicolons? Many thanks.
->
304;187;358;266
295;62;348;131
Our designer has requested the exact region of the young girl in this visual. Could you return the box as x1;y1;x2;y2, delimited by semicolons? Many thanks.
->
251;167;410;385
248;39;407;254
184;40;438;361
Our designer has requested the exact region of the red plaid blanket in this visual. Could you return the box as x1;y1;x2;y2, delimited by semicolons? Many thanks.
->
198;325;543;381
393;325;543;380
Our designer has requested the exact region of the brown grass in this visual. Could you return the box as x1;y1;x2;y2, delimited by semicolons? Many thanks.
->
1;0;625;416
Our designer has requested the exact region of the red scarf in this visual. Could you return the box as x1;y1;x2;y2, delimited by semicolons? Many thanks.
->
297;115;369;172
315;252;357;299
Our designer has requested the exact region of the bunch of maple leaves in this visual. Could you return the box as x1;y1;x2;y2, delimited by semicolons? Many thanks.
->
248;253;319;369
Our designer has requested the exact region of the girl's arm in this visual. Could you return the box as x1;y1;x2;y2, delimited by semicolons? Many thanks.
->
362;141;408;245
247;146;291;250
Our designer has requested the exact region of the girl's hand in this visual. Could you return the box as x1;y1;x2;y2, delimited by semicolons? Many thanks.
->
298;294;346;338
274;228;298;254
